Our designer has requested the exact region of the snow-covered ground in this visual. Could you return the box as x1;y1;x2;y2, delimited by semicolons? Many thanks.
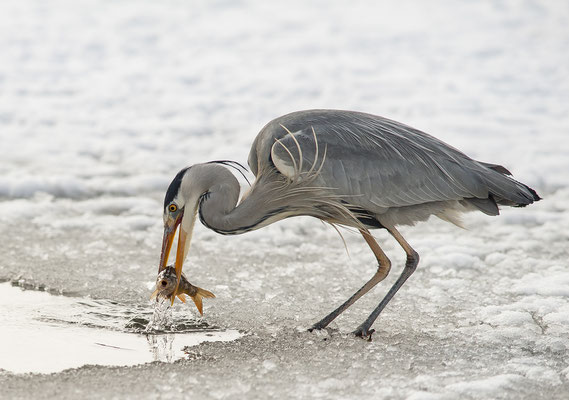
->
1;0;568;398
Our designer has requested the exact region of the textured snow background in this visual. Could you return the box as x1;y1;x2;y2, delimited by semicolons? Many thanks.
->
1;0;568;399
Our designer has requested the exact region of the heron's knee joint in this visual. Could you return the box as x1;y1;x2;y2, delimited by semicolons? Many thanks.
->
405;251;419;272
377;258;392;270
376;260;391;280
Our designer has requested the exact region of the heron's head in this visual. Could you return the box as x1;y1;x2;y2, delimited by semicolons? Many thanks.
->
158;162;243;304
158;164;223;302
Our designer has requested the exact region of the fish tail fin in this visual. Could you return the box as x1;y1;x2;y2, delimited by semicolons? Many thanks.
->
191;287;216;316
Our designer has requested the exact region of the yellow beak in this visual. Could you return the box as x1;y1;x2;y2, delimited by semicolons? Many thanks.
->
158;215;181;274
159;208;196;306
158;213;186;306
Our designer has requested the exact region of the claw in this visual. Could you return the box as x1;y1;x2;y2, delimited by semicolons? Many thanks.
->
308;323;325;332
353;327;375;341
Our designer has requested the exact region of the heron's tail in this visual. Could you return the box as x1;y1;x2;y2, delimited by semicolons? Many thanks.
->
463;162;541;215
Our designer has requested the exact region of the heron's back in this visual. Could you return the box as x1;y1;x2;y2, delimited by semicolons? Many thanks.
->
248;110;540;227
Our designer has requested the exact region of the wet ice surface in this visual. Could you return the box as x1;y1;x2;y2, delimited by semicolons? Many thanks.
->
0;283;241;374
1;0;569;399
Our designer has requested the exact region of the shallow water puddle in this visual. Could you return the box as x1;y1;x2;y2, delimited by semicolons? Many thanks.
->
0;283;241;374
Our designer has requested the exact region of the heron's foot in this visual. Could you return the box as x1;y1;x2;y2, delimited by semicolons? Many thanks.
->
353;325;375;341
308;322;326;332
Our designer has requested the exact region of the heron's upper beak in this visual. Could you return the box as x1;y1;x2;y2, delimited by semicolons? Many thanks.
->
158;213;183;274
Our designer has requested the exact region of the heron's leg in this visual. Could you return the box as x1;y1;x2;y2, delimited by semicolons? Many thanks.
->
310;229;391;331
354;226;419;339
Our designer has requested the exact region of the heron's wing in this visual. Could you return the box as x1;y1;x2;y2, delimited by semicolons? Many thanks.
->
264;110;528;213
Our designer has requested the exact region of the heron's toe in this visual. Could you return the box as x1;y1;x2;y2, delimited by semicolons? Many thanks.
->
353;326;375;341
308;323;325;332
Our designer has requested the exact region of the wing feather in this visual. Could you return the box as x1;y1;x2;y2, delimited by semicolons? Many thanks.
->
248;110;539;217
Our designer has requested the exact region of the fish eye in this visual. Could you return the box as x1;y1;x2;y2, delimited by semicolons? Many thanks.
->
168;204;177;213
161;280;168;287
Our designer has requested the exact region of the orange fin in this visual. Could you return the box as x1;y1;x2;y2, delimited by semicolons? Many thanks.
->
192;295;203;315
190;287;216;316
177;293;187;303
198;287;215;299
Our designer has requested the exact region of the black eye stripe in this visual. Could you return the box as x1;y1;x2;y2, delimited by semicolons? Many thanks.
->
164;167;190;208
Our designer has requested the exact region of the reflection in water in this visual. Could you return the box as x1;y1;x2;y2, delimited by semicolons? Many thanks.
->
147;333;175;362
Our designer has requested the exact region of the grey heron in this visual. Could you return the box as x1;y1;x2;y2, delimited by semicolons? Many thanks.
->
158;109;540;338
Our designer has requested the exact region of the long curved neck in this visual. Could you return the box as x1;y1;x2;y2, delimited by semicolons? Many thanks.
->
192;163;358;235
195;165;290;235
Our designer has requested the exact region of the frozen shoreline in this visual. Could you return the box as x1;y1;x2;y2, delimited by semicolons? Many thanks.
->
2;325;569;400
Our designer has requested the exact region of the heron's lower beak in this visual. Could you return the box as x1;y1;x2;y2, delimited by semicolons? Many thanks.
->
171;226;189;305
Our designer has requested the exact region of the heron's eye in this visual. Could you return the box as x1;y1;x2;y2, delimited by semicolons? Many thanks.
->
168;204;177;213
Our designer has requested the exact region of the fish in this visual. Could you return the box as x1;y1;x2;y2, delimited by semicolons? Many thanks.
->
151;265;215;315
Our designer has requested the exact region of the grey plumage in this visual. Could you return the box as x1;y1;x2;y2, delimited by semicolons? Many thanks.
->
161;109;541;338
251;109;539;228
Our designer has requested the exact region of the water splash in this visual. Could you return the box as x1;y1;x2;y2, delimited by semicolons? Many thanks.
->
145;298;174;332
143;297;215;333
